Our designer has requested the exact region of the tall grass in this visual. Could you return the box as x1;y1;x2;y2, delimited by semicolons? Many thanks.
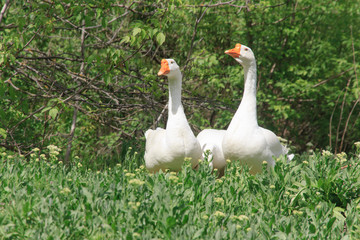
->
0;147;360;239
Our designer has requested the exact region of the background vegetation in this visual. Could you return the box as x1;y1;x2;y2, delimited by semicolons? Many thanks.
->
1;0;360;163
1;1;360;239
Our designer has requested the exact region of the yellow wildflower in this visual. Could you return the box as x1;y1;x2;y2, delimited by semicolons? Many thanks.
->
214;197;224;205
169;175;179;182
214;211;226;218
129;179;145;186
215;179;223;184
129;201;141;210
201;214;209;220
336;152;347;163
293;210;304;216
238;215;249;221
184;157;192;162
60;187;71;195
321;150;332;157
132;233;140;238
125;173;135;178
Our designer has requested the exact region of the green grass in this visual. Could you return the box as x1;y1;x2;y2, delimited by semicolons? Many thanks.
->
1;148;360;239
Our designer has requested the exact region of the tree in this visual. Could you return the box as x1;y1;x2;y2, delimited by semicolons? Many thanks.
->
1;0;359;162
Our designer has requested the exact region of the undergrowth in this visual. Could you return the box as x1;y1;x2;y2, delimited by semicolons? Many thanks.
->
0;146;360;239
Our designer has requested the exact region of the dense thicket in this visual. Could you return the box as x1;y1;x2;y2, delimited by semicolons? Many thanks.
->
1;0;359;162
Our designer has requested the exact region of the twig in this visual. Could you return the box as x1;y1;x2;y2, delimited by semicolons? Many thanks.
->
335;77;352;153
53;14;102;42
186;0;236;8
184;3;211;72
4;77;19;90
9;105;47;133
152;103;168;129
350;25;358;97
313;67;353;88
0;0;11;25
340;97;360;151
340;26;359;151
65;12;87;163
329;93;342;149
16;28;41;56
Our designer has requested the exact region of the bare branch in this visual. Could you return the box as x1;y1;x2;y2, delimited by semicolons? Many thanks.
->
184;3;211;71
0;0;11;25
186;0;243;8
65;13;87;163
313;67;353;88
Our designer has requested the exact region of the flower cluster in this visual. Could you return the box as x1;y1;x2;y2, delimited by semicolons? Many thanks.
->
214;211;226;219
321;150;333;157
335;152;347;163
214;197;224;205
60;187;71;195
168;175;179;183
230;214;249;222
47;145;61;161
129;179;145;186
129;201;141;210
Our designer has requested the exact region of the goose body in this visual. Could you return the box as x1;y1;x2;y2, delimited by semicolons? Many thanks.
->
145;59;201;172
222;44;289;174
197;129;226;176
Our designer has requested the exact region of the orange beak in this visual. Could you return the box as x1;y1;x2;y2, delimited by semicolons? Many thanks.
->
225;43;241;58
158;59;170;76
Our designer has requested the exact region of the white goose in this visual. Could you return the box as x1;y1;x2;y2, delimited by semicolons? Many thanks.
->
222;43;290;174
197;129;227;176
144;59;201;173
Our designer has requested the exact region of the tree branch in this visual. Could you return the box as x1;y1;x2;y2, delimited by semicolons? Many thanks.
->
0;0;11;25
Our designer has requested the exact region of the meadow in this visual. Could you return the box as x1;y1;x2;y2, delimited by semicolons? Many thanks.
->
1;145;360;239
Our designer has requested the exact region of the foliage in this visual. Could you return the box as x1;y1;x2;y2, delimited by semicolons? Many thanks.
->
0;0;360;161
1;147;360;239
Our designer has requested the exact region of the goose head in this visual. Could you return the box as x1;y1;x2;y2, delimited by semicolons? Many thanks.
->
225;43;255;66
158;59;181;77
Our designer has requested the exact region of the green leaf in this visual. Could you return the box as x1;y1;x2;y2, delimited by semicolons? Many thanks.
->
193;228;204;239
0;128;7;139
156;32;166;46
49;108;58;119
132;27;141;37
333;207;345;221
120;36;130;44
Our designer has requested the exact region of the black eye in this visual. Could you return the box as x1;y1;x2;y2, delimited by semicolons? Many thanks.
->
245;48;249;51
170;61;174;64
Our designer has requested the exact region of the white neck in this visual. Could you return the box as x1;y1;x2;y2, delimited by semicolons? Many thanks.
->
166;70;188;128
228;61;258;130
